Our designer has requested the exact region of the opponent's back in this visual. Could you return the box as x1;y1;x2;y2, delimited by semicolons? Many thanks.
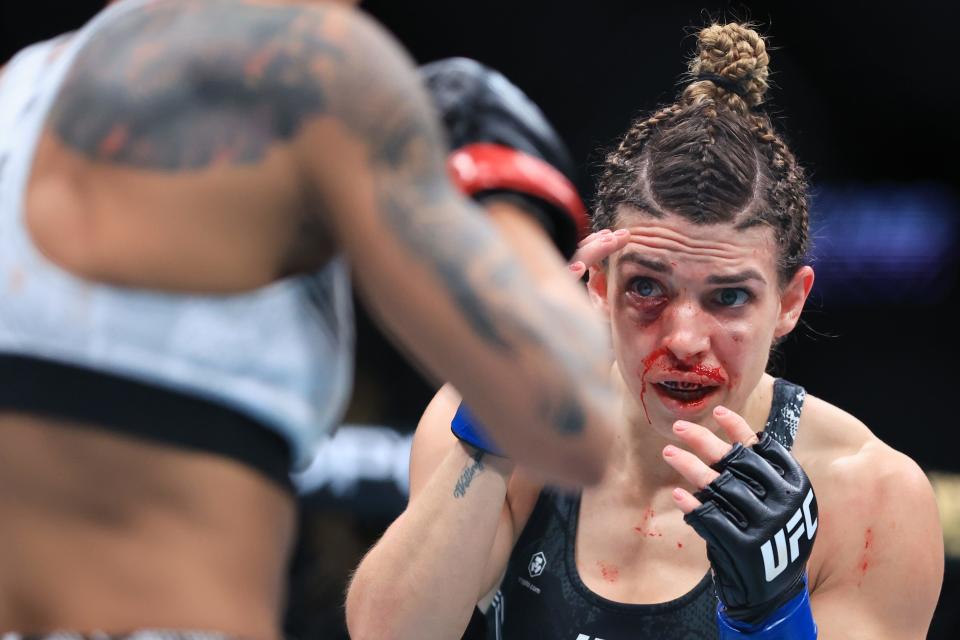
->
0;0;354;469
0;1;620;632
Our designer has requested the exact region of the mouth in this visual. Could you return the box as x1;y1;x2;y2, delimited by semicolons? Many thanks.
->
652;381;721;405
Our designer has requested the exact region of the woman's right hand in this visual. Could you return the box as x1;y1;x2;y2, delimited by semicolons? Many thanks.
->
568;229;630;279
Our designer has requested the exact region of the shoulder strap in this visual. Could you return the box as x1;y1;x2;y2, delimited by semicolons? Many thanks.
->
763;379;806;450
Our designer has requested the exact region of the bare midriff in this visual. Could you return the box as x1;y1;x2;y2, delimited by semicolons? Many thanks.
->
0;412;296;640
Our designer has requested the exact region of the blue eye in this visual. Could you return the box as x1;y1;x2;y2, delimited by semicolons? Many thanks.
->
714;288;751;307
628;278;664;298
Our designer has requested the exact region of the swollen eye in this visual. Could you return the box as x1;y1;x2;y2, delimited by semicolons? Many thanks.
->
629;277;663;297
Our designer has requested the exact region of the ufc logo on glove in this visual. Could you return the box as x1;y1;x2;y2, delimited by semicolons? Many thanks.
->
684;432;819;636
761;488;818;582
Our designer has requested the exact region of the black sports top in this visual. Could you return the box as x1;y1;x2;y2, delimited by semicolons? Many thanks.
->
484;379;806;639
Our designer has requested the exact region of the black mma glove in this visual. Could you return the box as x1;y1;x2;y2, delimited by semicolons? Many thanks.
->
684;431;819;625
420;57;587;258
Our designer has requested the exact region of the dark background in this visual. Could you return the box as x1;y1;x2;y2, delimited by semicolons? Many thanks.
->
3;0;959;637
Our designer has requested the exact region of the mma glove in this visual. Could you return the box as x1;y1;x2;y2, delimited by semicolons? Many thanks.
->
420;57;587;259
684;431;819;637
423;58;587;455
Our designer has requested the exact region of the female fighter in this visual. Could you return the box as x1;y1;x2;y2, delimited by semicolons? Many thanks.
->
346;22;944;640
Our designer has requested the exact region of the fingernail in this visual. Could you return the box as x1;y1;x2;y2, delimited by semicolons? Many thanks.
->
599;229;612;235
569;263;582;272
714;405;728;416
600;235;614;243
672;488;685;500
663;445;678;457
673;421;689;432
614;229;629;237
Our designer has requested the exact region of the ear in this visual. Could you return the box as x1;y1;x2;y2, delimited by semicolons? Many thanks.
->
587;265;611;315
775;266;815;339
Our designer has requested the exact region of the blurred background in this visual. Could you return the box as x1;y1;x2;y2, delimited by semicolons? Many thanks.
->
3;0;958;637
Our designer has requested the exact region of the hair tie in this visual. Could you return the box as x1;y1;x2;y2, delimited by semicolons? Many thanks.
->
694;73;750;99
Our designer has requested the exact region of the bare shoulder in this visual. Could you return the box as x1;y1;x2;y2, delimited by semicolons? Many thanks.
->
793;392;873;459
799;394;943;637
797;393;931;503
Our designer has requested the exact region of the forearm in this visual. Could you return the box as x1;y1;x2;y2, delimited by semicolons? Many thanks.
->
346;443;512;640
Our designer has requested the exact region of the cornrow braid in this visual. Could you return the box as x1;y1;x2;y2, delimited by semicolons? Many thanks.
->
745;114;809;278
594;21;809;286
594;104;684;226
616;104;685;156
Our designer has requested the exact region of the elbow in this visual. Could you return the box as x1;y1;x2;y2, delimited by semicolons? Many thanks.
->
345;578;400;640
344;582;375;640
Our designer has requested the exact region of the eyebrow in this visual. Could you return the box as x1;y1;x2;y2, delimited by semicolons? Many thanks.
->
617;253;672;273
706;270;767;285
617;252;767;285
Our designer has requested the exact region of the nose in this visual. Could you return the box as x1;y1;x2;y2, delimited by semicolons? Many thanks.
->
661;300;710;364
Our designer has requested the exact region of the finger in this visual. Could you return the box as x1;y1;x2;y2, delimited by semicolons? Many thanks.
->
572;229;610;257
570;229;629;269
713;406;759;447
672;420;733;467
671;486;702;514
568;262;587;279
662;444;720;490
577;230;604;247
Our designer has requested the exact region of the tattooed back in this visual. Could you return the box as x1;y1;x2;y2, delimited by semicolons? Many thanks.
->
0;0;618;633
26;0;371;291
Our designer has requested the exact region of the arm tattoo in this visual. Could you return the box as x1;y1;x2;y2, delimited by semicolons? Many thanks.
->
50;0;610;436
453;450;486;499
323;5;611;436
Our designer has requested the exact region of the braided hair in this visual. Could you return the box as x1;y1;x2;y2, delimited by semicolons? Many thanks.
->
594;23;809;285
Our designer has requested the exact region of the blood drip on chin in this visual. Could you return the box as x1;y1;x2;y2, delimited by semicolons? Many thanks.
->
639;348;670;424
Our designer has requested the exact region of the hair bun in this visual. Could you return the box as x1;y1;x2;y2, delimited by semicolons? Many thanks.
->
684;23;770;112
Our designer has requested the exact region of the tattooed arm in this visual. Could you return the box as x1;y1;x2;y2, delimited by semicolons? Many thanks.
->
290;5;616;483
347;384;540;640
38;1;615;483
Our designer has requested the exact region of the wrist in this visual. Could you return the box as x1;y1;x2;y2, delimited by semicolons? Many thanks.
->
717;576;816;639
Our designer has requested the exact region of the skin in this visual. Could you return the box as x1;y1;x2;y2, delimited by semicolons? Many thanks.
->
345;225;629;639
347;207;944;639
0;0;618;636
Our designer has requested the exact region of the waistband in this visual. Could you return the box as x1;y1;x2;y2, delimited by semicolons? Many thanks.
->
0;353;293;493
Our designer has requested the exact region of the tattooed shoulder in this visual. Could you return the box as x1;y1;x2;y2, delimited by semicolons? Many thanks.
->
48;0;358;170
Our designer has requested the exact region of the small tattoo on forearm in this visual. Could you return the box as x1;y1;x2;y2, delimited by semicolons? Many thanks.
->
453;451;486;498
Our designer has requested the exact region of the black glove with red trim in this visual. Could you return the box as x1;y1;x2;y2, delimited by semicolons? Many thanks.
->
683;431;819;625
420;57;587;259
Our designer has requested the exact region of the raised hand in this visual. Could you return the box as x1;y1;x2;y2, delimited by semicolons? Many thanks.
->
663;406;818;634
